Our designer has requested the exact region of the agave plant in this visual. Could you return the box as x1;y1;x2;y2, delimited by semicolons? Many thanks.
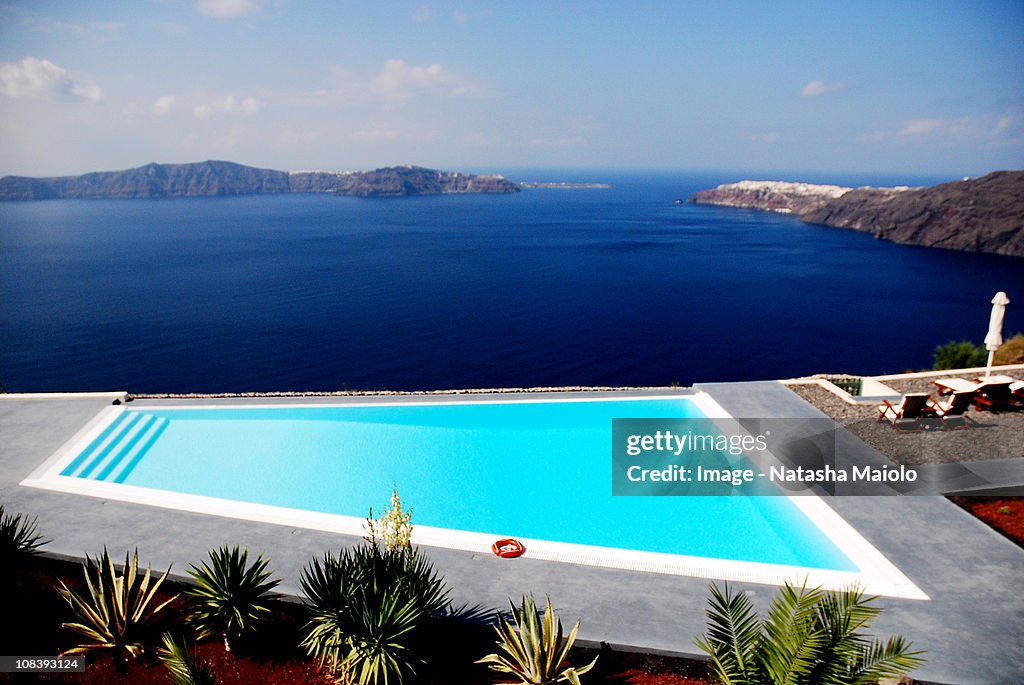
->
184;546;280;652
159;633;217;685
57;548;176;671
300;542;450;684
696;582;925;685
0;504;48;574
478;595;598;685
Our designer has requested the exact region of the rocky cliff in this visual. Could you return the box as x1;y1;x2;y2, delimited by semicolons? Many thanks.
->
292;165;520;197
0;161;291;200
690;171;1024;257
0;161;520;201
689;179;855;215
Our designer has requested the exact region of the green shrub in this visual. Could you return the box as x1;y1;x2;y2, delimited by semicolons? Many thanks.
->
478;595;598;685
159;633;217;685
57;548;176;671
0;505;47;582
696;582;924;685
184;546;280;652
299;542;450;684
933;339;987;370
826;376;862;396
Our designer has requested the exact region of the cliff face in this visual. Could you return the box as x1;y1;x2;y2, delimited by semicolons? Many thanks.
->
0;162;520;201
689;180;853;215
0;161;291;200
287;170;356;193
800;171;1024;257
303;165;520;197
690;171;1024;258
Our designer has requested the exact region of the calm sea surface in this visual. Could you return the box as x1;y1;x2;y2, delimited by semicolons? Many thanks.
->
2;170;1022;393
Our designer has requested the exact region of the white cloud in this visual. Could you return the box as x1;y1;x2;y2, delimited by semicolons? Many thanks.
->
751;132;780;144
452;7;491;23
352;128;399;142
151;20;187;35
899;118;945;136
863;118;957;142
193;95;263;118
351;124;441;143
800;80;844;97
195;0;258;18
371;59;481;100
412;4;433;23
0;56;102;101
527;136;585;148
26;16;123;41
152;95;177;115
863;114;1019;143
222;127;244;146
464;131;500;146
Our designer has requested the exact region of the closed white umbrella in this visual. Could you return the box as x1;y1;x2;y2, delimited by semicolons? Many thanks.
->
983;291;1010;378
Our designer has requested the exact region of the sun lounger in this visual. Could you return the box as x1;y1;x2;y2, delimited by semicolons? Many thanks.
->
877;393;938;431
971;376;1015;411
1011;380;1024;406
929;390;975;429
931;377;978;395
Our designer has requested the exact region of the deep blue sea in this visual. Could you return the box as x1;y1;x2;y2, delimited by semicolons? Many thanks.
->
2;169;1022;393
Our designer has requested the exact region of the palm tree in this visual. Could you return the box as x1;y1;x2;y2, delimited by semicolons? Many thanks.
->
696;582;924;685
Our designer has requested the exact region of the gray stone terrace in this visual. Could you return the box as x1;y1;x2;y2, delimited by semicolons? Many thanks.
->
1;385;1022;685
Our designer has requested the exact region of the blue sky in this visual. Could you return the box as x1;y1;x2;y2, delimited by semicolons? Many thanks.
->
0;1;1021;177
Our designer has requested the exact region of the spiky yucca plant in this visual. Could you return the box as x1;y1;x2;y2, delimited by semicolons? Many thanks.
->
300;542;450;685
478;595;598;685
159;633;217;685
185;546;280;652
0;504;47;557
57;548;176;671
0;505;48;583
696;582;925;685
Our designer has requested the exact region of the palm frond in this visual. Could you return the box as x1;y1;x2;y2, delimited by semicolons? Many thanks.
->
695;583;762;684
159;633;217;685
758;582;827;684
848;635;926;685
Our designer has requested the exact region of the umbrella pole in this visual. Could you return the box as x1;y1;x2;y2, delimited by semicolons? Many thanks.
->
985;350;995;379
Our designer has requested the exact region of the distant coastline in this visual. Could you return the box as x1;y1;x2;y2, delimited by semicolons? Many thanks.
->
689;171;1024;258
519;181;612;189
0;160;521;201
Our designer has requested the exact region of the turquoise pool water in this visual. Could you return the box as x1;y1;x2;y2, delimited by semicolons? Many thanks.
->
60;398;857;571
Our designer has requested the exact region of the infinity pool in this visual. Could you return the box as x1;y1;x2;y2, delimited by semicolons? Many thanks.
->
26;394;926;597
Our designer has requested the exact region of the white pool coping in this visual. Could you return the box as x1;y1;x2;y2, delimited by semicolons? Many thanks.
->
21;392;928;600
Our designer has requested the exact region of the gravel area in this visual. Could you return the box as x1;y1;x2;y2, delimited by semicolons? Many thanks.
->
787;380;1023;466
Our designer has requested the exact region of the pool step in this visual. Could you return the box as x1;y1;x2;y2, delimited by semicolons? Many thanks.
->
63;412;168;482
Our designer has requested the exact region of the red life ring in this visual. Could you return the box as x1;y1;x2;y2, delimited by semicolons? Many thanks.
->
492;538;525;558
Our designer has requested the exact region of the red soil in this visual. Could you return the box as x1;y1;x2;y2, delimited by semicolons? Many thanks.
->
25;495;1021;685
20;648;711;685
6;557;712;685
953;496;1024;547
